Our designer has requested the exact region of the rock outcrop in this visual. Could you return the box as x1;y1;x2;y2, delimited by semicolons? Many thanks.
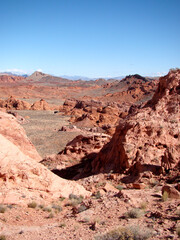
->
0;111;90;204
90;69;180;176
30;99;53;110
0;111;41;161
59;99;130;135
0;96;31;110
41;133;111;171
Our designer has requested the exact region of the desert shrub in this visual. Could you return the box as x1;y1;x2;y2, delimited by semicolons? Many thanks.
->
125;208;143;219
59;223;66;228
162;191;168;202
59;197;65;201
176;224;180;237
52;204;62;212
27;202;37;208
43;207;52;212
94;225;152;240
47;213;54;219
139;202;147;210
94;191;101;199
129;225;152;240
176;208;180;218
67;194;84;206
0;205;6;213
38;204;44;209
149;179;159;187
77;205;87;213
94;227;133;240
0;235;6;240
116;185;124;191
69;194;83;201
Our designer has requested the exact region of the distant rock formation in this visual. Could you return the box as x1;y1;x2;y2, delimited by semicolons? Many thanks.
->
59;99;130;135
0;75;25;83
0;96;31;110
0;97;58;111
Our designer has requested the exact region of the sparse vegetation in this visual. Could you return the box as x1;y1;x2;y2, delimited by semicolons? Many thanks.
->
115;184;124;191
59;197;65;201
162;191;168;202
47;213;54;219
77;205;87;213
94;225;152;240
43;207;52;212
176;224;180;237
67;194;84;206
94;191;101;199
139;202;148;210
0;235;6;240
149;178;159;187
0;205;6;213
52;204;62;212
59;223;66;228
125;208;143;219
28;201;37;208
176;208;180;218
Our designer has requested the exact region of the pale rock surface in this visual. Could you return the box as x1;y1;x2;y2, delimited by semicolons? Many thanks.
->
0;111;41;161
0;111;90;204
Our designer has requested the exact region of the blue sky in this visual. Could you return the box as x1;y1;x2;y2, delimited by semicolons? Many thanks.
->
1;0;180;78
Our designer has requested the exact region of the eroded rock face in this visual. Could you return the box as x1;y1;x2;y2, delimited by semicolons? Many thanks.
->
0;111;41;161
91;69;180;175
42;133;111;171
0;111;90;204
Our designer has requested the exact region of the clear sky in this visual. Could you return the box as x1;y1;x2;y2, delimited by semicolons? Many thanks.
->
1;0;180;78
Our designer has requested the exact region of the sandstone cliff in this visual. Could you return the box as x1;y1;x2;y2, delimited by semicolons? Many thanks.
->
90;69;180;176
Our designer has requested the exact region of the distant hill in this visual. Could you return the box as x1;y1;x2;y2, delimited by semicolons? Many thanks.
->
0;72;28;77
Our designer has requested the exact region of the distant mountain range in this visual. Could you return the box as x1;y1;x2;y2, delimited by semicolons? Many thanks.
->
0;71;124;81
0;72;28;78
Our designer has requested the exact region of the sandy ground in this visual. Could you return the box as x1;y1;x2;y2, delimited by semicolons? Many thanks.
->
15;110;80;158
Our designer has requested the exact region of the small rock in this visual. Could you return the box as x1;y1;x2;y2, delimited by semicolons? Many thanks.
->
103;183;119;193
132;183;146;189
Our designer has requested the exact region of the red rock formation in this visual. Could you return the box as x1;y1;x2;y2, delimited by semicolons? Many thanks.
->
59;99;130;134
0;75;25;83
0;96;31;110
31;99;54;110
41;133;111;171
90;69;180;176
